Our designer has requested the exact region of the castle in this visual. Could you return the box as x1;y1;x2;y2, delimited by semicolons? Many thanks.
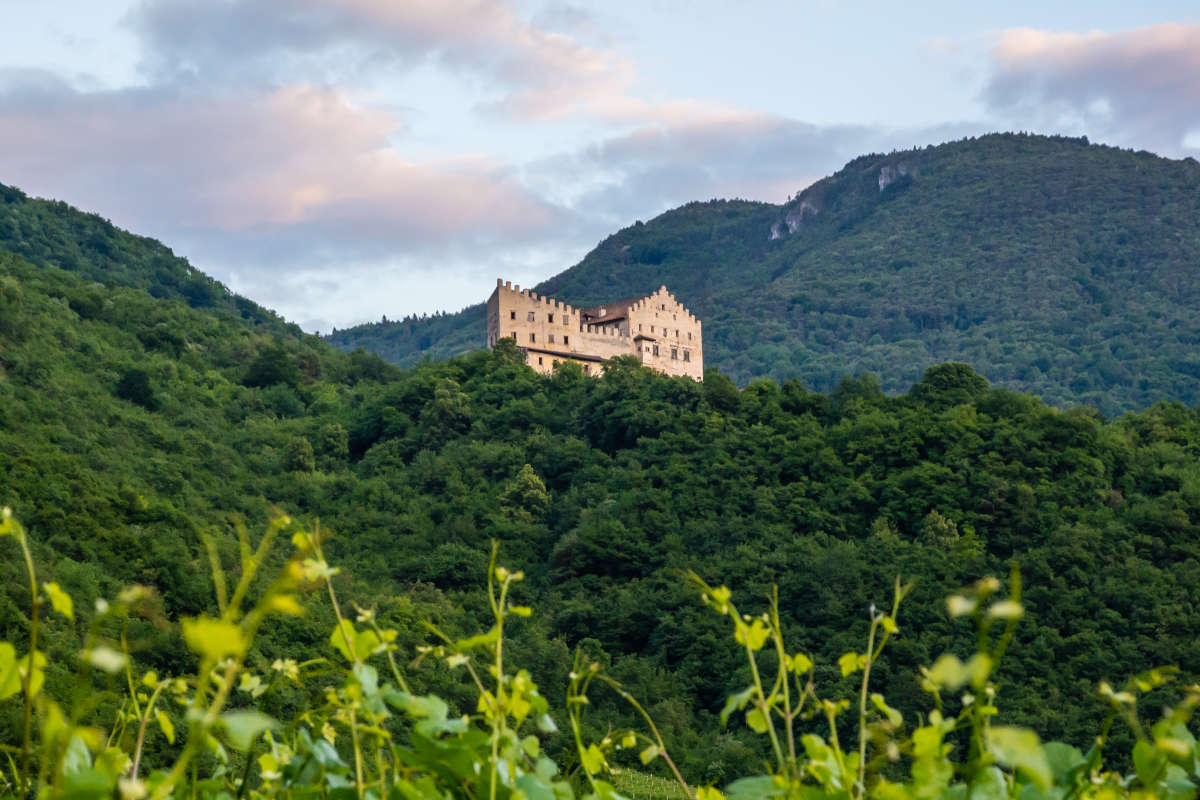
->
486;279;704;380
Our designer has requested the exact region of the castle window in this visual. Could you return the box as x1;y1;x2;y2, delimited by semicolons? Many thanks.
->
510;311;516;320
538;357;543;365
527;312;535;322
638;324;643;332
652;345;659;356
671;348;678;360
563;335;569;345
563;316;569;325
683;351;690;362
584;365;591;374
548;334;555;344
548;313;554;323
688;332;692;340
511;331;517;339
650;325;655;333
530;333;536;343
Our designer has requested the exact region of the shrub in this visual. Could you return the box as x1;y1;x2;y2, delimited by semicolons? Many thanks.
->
1;507;1199;800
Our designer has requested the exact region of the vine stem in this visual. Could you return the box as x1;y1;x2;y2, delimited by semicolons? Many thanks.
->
855;611;880;800
129;682;168;780
769;589;797;767
349;709;365;800
316;529;367;800
486;546;511;800
740;612;786;771
15;524;39;794
148;551;293;800
595;674;695;800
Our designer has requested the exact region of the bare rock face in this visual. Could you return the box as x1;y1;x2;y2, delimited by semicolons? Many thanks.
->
770;199;819;239
878;163;909;191
787;200;820;231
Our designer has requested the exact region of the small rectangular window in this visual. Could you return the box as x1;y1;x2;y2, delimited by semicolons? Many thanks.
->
683;351;690;362
652;345;659;356
563;335;569;345
527;311;535;322
687;332;692;340
548;334;555;344
638;324;643;331
671;348;678;360
651;325;655;332
511;331;517;339
584;365;591;374
510;311;516;320
563;316;569;325
530;333;536;343
548;313;554;323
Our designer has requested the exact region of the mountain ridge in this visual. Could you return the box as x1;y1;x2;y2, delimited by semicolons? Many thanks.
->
327;133;1200;416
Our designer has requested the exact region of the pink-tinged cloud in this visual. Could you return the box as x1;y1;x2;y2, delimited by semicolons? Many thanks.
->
128;0;762;127
129;0;632;122
984;24;1200;154
0;75;560;258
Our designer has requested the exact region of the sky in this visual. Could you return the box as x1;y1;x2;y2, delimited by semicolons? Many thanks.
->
1;1;1198;333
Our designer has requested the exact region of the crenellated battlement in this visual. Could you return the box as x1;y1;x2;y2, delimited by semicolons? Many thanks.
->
494;278;579;318
486;278;703;379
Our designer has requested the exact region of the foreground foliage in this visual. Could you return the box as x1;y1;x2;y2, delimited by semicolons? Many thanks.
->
3;510;1200;800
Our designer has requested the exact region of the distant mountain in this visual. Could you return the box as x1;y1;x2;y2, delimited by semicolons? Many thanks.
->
327;133;1200;415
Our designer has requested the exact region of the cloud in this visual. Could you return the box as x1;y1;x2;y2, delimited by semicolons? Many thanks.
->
127;0;634;121
983;23;1200;154
531;114;979;229
0;2;1006;334
126;0;764;127
0;75;561;266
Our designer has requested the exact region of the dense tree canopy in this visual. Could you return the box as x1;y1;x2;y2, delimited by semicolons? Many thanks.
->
3;243;1200;780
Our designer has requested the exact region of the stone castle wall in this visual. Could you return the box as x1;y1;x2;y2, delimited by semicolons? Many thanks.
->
486;279;703;380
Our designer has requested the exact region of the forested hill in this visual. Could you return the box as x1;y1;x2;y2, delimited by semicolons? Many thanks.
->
4;211;1200;779
7;234;1200;778
327;133;1200;415
0;181;300;337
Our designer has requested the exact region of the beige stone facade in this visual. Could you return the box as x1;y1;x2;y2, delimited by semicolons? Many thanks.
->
486;279;703;380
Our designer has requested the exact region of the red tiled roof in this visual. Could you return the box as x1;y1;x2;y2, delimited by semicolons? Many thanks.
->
579;293;650;325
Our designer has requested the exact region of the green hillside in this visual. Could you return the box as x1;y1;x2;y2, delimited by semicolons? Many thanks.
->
3;176;1200;792
0;182;300;335
4;235;1200;778
328;133;1200;415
